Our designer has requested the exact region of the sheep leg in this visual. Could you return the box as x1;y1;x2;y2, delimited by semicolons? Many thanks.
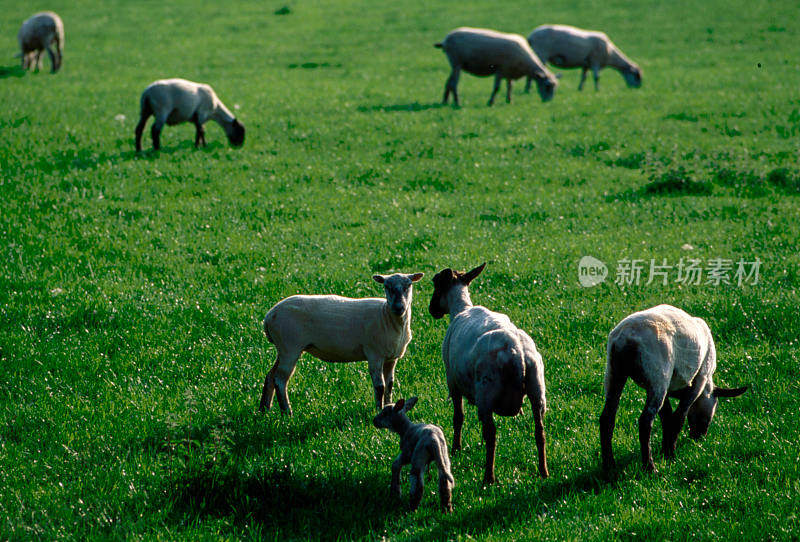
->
451;393;464;451
529;398;549;478
45;44;58;73
33;51;42;72
259;352;290;412
578;68;588;91
443;67;461;105
592;66;600;91
192;113;206;148
665;380;706;456
438;469;453;513
135;100;154;152
150;116;166;151
658;398;674;457
639;388;667;471
272;363;296;416
600;373;627;471
368;358;386;409
524;76;532;93
390;453;403;498
409;467;424;511
382;358;398;405
488;74;502;106
477;405;497;485
505;79;513;103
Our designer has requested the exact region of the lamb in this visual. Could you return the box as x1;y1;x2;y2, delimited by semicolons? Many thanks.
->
524;24;642;92
134;78;245;152
435;27;558;106
600;304;748;472
260;272;424;415
17;12;64;73
429;263;548;484
373;397;454;512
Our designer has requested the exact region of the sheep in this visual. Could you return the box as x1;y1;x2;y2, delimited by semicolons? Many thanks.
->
260;272;424;415
600;304;748;472
429;263;548;484
524;24;642;92
373;397;455;512
435;27;558;106
17;12;64;73
134;78;245;152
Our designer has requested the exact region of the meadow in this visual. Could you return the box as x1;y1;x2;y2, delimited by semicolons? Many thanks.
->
1;0;799;539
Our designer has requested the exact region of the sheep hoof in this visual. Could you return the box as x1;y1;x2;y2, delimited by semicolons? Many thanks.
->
442;504;454;514
482;474;496;486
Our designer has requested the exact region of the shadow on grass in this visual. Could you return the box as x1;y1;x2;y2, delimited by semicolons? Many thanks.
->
166;465;397;539
0;65;26;79
357;102;447;113
31;141;228;175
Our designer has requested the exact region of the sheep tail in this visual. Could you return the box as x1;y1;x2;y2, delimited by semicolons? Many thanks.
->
434;42;443;49
499;345;526;394
262;314;275;344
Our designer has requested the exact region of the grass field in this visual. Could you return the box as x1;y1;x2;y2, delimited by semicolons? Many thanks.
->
2;0;800;539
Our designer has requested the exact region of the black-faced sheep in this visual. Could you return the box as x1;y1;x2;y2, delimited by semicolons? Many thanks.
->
373;397;454;512
435;27;558;106
134;78;245;152
525;24;642;92
429;263;548;484
600;304;747;472
18;11;64;73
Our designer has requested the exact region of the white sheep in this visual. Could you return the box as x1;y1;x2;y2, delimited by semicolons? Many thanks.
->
435;27;558;106
134;78;245;152
429;263;548;484
18;11;64;73
525;24;642;92
600;304;748;472
260;272;424;415
373;397;454;512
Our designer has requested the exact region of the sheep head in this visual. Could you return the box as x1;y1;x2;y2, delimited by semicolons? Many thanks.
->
428;263;486;319
373;397;419;431
687;385;748;439
373;272;424;316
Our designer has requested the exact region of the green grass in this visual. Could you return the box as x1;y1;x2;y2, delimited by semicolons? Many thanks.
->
2;0;799;539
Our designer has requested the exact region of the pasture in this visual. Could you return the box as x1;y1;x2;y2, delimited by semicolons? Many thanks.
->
1;0;799;539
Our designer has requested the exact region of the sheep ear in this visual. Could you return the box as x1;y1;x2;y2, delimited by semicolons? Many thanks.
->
462;262;486;285
408;272;424;282
393;399;405;412
373;275;386;284
713;385;748;398
402;396;418;413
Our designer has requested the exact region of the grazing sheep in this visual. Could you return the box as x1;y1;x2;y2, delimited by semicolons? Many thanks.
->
600;304;748;472
525;24;642;92
18;11;64;73
134;78;245;152
435;27;558;106
261;272;424;415
429;263;548;484
373;397;454;512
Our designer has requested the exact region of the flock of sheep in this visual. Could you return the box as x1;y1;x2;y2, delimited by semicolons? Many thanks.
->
17;10;746;513
261;264;747;512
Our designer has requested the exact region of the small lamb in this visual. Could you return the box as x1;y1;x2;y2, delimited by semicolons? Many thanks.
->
525;24;642;92
429;263;548;484
18;11;64;73
600;304;748;472
134;78;245;152
373;397;454;512
261;272;424;415
435;27;558;106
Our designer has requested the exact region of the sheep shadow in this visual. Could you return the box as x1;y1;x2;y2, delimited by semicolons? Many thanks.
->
357;102;447;113
30;141;228;175
165;464;397;539
0;65;26;79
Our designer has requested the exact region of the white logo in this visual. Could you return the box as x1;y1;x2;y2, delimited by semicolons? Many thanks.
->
578;256;608;287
